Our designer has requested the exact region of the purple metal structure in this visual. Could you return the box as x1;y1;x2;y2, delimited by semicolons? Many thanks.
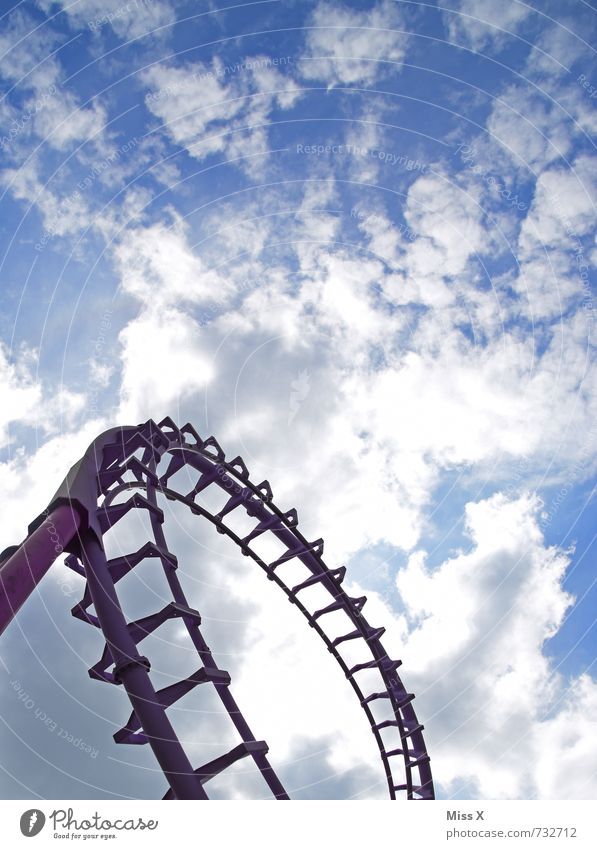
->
0;418;434;800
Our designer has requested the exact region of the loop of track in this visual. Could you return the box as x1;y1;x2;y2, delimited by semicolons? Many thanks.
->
68;417;434;799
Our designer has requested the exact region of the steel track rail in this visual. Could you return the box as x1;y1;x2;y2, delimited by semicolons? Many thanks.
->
2;417;434;800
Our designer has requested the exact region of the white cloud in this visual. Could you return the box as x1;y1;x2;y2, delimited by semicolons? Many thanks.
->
487;84;579;174
0;341;98;561
142;55;301;174
2;159;91;242
0;344;42;449
403;174;487;277
117;305;214;422
524;22;588;80
105;173;596;541
0;342;89;555
301;0;407;86
143;62;245;159
38;0;176;40
113;218;229;309
0;10;107;158
341;97;390;183
88;359;113;388
507;156;596;320
510;252;581;322
0;341;87;451
441;0;534;52
32;90;106;151
359;491;597;798
0;10;61;89
531;674;597;799
0;419;103;552
519;157;597;253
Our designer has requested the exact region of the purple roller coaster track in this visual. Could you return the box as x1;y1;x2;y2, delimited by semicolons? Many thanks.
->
0;418;434;800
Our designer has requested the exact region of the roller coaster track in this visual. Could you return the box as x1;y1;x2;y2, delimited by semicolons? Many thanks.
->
0;417;434;801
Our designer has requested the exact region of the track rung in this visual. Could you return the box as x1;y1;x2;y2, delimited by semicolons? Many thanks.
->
98;494;164;533
270;538;324;571
127;602;201;644
386;747;426;760
114;729;148;745
333;630;361;647
114;667;232;743
406;753;431;769
255;480;273;502
386;748;405;757
362;691;415;708
242;513;285;544
403;723;424;738
374;719;400;731
162;741;269;799
348;656;394;676
71;602;99;628
89;602;201;682
107;541;178;583
393;783;432;797
333;626;385;648
187;466;222;498
361;691;388;705
98;456;158;490
291;566;345;594
314;596;366;620
394;692;416;709
217;487;253;520
283;508;298;526
413;787;434;799
89;665;116;684
382;658;403;673
197;740;268;783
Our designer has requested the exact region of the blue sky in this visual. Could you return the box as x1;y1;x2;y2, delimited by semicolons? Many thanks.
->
0;0;595;800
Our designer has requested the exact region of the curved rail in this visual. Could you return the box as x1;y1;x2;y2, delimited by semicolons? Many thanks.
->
4;417;434;800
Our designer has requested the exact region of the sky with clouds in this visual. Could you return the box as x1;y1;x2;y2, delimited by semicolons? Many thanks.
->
0;0;595;801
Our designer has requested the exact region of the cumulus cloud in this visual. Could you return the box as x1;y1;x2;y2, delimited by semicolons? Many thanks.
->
31;91;106;152
113;218;229;309
354;491;597;798
0;344;42;449
487;85;578;174
531;674;597;800
109;173;596;537
519;157;597;253
0;9;61;89
142;55;301;174
117;306;214;423
0;10;108;159
38;0;176;40
1;159;91;244
0;419;104;552
300;0;408;86
440;0;534;52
